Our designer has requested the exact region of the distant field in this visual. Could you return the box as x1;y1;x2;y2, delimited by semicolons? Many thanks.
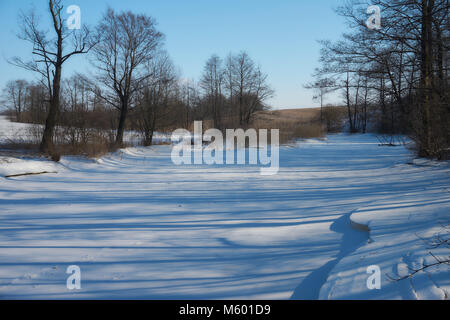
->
253;108;321;125
251;108;323;143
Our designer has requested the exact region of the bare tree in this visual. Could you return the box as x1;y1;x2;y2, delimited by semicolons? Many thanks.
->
304;77;336;123
229;52;273;126
10;0;92;153
232;52;256;126
135;52;177;146
25;83;49;124
91;8;164;146
59;74;93;146
200;55;224;129
242;66;274;125
224;53;235;108
179;79;198;129
314;0;449;157
2;80;28;122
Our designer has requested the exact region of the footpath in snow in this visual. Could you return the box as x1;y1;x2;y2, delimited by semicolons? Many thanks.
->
0;125;448;299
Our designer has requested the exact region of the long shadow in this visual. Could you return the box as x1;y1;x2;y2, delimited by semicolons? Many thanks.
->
290;212;368;300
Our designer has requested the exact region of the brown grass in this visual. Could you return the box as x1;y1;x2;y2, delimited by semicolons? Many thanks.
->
251;108;325;144
253;108;321;126
292;123;325;139
53;141;122;159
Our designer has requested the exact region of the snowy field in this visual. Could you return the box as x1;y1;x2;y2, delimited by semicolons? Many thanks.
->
0;116;38;143
0;118;449;299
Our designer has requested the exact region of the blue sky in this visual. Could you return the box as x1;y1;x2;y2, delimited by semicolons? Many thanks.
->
0;0;348;109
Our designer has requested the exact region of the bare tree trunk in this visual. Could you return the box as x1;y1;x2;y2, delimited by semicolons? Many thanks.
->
115;99;128;146
345;73;355;133
434;20;444;90
40;70;61;153
40;30;63;154
362;79;369;134
320;94;323;123
420;0;435;155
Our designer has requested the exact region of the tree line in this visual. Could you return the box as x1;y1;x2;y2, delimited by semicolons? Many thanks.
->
308;0;448;159
1;0;273;155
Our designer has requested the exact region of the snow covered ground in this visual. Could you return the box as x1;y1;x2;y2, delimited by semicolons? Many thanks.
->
0;118;448;299
0;157;58;178
320;188;449;299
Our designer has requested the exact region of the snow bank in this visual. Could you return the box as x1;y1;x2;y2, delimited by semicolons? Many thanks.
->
319;190;450;300
0;157;58;177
